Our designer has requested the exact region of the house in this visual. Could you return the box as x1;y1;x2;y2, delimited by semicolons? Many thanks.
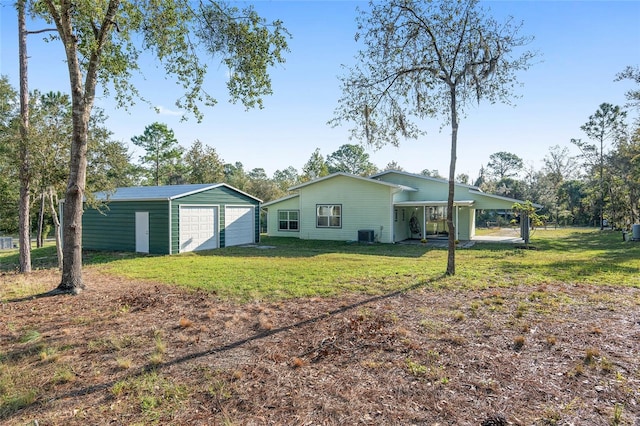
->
262;170;532;243
69;184;261;254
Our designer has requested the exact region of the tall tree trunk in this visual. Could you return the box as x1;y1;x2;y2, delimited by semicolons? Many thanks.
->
446;86;458;276
599;134;605;230
58;92;89;294
17;0;31;273
47;187;63;270
52;0;118;293
37;191;45;247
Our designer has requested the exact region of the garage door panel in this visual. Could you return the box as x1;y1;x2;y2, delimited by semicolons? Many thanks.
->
225;206;254;247
179;206;218;252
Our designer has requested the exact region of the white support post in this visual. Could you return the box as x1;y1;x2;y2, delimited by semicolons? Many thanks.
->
455;205;459;240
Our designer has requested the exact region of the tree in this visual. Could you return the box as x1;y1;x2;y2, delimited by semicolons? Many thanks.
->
17;0;31;272
572;103;627;229
184;140;225;184
246;168;281;202
301;148;329;182
28;91;72;248
326;143;377;176
224;162;249;191
132;123;183;186
0;76;19;235
487;151;523;179
28;0;288;294
421;169;443;179
615;65;640;115
456;173;470;185
273;166;300;192
333;0;534;275
384;161;404;171
542;145;577;225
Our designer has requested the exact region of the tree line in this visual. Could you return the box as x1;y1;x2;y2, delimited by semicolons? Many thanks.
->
2;69;638;247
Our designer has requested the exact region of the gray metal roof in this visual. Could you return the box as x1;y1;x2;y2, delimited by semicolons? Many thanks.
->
92;183;254;202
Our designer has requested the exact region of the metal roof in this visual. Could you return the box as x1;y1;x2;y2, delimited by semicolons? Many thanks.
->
370;169;480;190
92;183;262;202
394;200;475;207
288;172;417;192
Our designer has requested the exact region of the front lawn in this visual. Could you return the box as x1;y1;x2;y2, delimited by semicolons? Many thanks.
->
1;228;638;301
97;228;639;300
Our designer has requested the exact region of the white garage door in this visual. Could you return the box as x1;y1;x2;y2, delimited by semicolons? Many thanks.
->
179;206;218;252
224;206;255;247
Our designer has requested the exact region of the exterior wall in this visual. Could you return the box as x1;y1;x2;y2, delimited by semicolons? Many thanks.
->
469;193;520;210
265;196;301;238
456;207;473;240
171;186;259;253
298;175;394;243
83;200;169;254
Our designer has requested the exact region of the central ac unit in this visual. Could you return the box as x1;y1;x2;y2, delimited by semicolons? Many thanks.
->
358;229;375;243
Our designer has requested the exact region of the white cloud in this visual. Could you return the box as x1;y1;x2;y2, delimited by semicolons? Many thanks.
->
155;105;183;116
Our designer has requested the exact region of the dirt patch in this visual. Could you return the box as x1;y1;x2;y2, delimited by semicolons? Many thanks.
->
1;269;639;425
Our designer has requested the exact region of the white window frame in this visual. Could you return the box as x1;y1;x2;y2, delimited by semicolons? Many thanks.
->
278;210;299;232
316;204;342;228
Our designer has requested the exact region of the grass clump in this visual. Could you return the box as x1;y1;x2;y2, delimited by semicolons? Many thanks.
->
111;371;187;422
52;365;76;384
149;330;166;366
19;330;41;344
0;389;37;418
584;347;600;365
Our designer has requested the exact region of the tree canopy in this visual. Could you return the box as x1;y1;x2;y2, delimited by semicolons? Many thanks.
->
25;0;289;293
333;0;536;274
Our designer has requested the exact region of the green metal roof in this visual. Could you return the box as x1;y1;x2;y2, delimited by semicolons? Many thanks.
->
92;183;261;202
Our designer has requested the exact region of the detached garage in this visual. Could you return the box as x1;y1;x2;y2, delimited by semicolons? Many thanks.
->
75;184;261;254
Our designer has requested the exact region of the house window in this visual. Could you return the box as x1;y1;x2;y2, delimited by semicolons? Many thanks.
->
278;210;299;231
316;204;341;228
402;209;406;222
394;209;398;222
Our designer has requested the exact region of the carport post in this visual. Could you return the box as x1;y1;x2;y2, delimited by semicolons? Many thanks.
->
422;205;426;240
454;206;459;240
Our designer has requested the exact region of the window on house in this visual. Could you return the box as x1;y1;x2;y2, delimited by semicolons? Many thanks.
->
278;210;299;231
316;204;341;228
394;209;398;222
402;209;406;222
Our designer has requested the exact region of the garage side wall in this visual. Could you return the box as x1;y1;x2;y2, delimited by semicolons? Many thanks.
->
83;201;169;254
171;186;259;253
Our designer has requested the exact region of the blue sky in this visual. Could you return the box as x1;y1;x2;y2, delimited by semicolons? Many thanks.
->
1;1;639;181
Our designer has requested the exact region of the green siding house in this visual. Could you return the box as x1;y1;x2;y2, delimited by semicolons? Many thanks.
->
263;171;533;243
74;184;261;254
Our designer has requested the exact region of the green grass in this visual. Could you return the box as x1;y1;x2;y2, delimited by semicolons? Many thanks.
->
1;228;638;302
94;229;638;300
111;371;188;424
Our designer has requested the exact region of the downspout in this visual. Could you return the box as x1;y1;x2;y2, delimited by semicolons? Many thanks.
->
390;189;397;243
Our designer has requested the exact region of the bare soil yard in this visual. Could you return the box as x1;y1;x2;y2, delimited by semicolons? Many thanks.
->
1;268;639;425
